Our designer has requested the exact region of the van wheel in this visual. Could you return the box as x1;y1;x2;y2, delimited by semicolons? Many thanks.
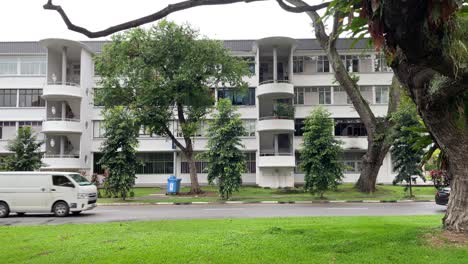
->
72;211;82;215
53;201;69;217
0;202;9;218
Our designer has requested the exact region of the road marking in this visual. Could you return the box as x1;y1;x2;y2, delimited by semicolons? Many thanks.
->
203;208;245;211
325;207;369;210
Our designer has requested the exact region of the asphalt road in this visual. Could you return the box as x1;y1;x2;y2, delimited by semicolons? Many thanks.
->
0;202;444;226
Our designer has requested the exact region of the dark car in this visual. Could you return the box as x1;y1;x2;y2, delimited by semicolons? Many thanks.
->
435;187;450;206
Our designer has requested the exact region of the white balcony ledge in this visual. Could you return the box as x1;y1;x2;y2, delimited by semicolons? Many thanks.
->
257;81;294;97
42;119;82;134
258;155;296;168
257;119;294;132
42;82;82;99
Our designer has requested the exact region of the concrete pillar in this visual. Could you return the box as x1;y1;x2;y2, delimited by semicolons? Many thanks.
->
274;134;279;156
289;46;294;83
255;46;260;85
62;47;67;84
60;136;65;157
273;47;277;82
61;102;66;120
173;152;177;177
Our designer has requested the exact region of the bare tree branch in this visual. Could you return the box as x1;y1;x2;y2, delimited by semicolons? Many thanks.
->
275;0;330;13
43;0;267;38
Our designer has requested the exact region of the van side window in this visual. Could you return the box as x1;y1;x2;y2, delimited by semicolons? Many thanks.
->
52;175;75;188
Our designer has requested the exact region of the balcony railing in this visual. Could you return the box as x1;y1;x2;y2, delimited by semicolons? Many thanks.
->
259;151;293;157
46;117;80;122
259;79;290;85
43;154;80;158
259;116;293;120
46;81;80;87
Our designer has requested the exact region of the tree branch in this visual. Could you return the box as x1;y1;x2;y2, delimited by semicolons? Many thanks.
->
275;0;330;13
43;0;266;38
163;125;187;152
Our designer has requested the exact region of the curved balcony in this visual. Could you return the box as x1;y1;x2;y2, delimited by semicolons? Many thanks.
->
257;118;294;132
42;154;81;169
42;82;82;100
258;154;296;168
257;81;294;97
42;118;82;134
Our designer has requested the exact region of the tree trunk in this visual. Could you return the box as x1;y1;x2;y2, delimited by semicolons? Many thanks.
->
185;153;202;194
355;142;390;193
444;159;468;232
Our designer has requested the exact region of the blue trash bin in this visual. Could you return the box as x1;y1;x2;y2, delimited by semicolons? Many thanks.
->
167;175;182;194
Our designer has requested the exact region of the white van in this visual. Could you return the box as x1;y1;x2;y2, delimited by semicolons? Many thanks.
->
0;171;97;218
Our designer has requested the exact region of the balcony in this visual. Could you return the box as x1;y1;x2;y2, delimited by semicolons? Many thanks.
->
257;81;294;97
257;118;294;132
42;118;82;134
42;155;81;169
42;82;82;100
258;154;296;168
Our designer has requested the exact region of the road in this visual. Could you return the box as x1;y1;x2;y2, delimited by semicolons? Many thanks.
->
0;202;444;226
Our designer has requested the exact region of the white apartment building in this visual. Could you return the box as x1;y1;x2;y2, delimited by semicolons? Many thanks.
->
0;37;394;188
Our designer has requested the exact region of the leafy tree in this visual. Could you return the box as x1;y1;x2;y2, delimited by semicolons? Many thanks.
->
300;107;344;198
95;21;249;194
4;126;43;171
390;96;425;197
200;99;246;200
99;106;139;200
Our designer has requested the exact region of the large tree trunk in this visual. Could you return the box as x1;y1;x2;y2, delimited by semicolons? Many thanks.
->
355;142;391;193
185;152;202;194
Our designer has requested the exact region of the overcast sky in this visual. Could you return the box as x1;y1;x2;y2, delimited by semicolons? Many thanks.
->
0;0;330;41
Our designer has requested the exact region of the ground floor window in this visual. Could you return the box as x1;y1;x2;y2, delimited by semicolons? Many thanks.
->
245;152;256;173
181;160;209;174
341;152;365;173
137;152;174;174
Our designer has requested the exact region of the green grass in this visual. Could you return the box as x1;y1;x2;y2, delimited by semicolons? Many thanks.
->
1;215;466;263
98;184;436;203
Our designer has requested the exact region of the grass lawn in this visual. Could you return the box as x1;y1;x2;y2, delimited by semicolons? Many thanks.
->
98;183;436;203
1;215;466;263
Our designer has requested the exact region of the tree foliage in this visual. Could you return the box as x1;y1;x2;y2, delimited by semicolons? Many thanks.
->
390;96;425;196
95;20;250;193
3;126;43;171
99;106;139;200
200;99;246;200
300;107;344;198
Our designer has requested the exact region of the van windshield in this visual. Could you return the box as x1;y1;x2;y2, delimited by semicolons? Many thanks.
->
69;174;93;186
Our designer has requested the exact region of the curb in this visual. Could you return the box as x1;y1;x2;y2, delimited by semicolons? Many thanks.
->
97;199;435;206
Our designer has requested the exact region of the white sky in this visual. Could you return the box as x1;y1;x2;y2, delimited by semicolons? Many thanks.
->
0;0;328;41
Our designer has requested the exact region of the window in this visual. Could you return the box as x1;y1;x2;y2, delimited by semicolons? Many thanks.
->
241;57;255;74
243;120;256;137
360;86;373;104
19;89;44;107
181;160;209;174
218;88;255;106
0;58;17;75
294;87;304;105
318;87;331;104
52;175;75;188
245;152;256;173
93;153;105;174
293;56;304;73
334;119;367;136
375;86;389;104
93;88;104;107
295;151;303;173
0;121;16;140
175;121;207;138
341;152;364;173
334;87;352;105
317;55;330;72
93;121;106;138
137;152;174;174
20;57;46;75
0;89;17;107
374;54;391;72
294;119;305;136
341;55;359;72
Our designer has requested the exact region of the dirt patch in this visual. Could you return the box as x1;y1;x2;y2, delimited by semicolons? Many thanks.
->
425;230;468;248
169;191;218;197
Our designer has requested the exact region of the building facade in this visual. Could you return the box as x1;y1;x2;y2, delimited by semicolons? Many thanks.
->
0;37;395;188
